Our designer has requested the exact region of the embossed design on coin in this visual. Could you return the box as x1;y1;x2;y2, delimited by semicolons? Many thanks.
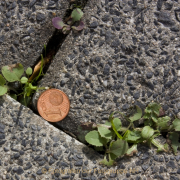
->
37;89;70;122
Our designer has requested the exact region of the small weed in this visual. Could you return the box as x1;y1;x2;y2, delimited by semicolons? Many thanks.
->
0;55;46;107
52;8;84;34
85;103;180;166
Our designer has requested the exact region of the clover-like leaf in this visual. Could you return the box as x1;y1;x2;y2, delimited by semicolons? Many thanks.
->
71;8;83;22
0;86;8;96
123;130;141;143
109;139;129;157
173;118;180;131
98;126;113;140
113;118;121;131
26;67;33;76
129;106;142;122
169;132;180;155
2;63;24;82
157;116;170;130
0;75;6;86
85;130;106;146
20;77;28;84
52;17;66;29
72;21;85;31
145;102;161;116
141;126;154;140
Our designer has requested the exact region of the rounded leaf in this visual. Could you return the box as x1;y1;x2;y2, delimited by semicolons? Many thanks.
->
72;21;85;31
2;63;24;82
26;67;33;76
141;126;154;140
113;118;121;131
0;86;8;96
71;8;83;22
20;77;28;84
85;130;106;146
52;17;65;29
0;75;6;86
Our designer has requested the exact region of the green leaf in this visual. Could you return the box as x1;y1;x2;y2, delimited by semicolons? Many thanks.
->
26;67;33;76
169;132;180;155
0;75;6;86
99;156;114;166
113;118;121;131
126;144;138;156
141;126;154;140
157;116;170;130
20;77;28;84
98;126;113;140
129;106;142;122
109;139;129;157
151;138;168;153
173;118;180;131
144;119;154;126
105;121;111;126
2;63;24;82
0;86;8;95
71;8;83;22
143;113;151;119
85;130;106;146
145;102;161;116
123;130;141;143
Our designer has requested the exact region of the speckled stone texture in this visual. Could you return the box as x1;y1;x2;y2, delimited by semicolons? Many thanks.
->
0;0;68;69
40;0;180;136
1;95;180;180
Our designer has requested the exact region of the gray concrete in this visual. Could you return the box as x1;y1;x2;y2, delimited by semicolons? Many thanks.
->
0;0;180;179
1;95;180;180
40;0;180;138
0;0;68;69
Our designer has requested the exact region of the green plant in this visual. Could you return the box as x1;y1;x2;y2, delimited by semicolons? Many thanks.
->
52;8;84;34
0;55;45;106
85;103;180;166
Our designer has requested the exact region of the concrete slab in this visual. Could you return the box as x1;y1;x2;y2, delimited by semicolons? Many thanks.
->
0;95;180;180
0;0;68;69
39;0;180;137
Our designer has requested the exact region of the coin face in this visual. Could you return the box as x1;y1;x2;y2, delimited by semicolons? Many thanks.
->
37;89;70;122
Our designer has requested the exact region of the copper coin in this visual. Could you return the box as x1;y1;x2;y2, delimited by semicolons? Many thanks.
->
37;89;70;122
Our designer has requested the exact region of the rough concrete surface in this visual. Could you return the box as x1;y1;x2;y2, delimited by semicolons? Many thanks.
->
40;0;180;138
1;95;180;180
0;0;68;69
0;0;180;180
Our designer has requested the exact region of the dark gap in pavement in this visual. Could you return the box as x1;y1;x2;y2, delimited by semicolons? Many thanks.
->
29;0;90;143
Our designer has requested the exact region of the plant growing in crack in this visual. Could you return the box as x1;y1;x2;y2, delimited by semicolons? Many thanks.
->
0;55;46;106
85;103;180;166
52;8;84;34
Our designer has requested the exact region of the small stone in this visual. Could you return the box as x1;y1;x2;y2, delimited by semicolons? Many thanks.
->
49;157;55;165
166;160;176;169
146;72;153;79
36;13;46;21
89;21;98;28
177;70;180;77
17;167;24;175
103;80;107;87
103;64;110;75
142;164;149;171
74;160;83;166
